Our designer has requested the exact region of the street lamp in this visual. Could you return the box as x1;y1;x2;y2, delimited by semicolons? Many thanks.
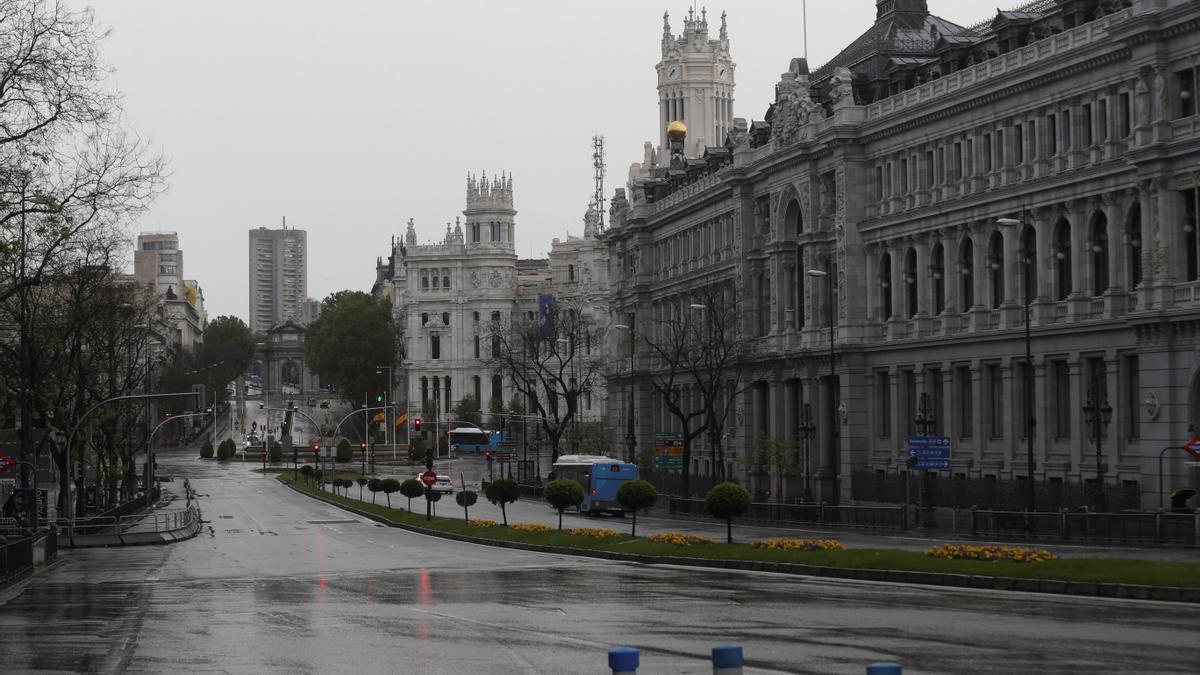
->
997;213;1037;515
805;268;838;505
797;403;816;503
614;323;635;463
375;365;393;446
1082;381;1113;512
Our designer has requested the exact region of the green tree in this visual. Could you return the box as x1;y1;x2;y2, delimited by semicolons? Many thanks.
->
380;477;401;508
356;477;368;501
336;438;352;463
544;478;584;530
200;440;214;459
194;315;255;403
367;477;382;504
451;394;483;428
485;478;521;527
705;482;751;544
456;489;478;521
617;480;658;537
400;478;424;512
425;488;442;519
304;291;398;402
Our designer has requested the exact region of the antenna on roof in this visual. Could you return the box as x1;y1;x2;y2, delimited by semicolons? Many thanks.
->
803;0;808;61
592;134;606;231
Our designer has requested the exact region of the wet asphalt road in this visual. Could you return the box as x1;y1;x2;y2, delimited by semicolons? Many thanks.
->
2;453;1199;674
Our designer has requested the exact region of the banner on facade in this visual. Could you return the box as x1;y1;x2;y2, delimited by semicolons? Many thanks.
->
538;293;555;338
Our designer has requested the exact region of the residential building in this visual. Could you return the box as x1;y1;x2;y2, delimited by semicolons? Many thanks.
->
249;225;308;334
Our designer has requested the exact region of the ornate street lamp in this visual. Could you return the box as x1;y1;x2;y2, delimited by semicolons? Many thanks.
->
914;392;936;528
997;213;1037;515
1082;382;1114;512
806;268;838;505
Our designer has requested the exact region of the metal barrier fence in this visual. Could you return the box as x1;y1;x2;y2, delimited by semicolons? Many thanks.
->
970;508;1200;545
668;497;909;530
851;470;1141;511
56;503;201;543
0;535;34;580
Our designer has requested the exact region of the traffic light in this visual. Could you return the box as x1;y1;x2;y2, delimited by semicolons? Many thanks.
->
312;442;320;454
164;411;172;420
484;450;493;461
359;442;366;451
375;393;384;403
413;418;422;433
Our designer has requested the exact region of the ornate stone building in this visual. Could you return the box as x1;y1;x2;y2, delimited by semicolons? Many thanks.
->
373;173;611;432
605;0;1200;507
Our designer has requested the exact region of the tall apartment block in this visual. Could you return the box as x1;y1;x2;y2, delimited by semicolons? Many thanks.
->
248;225;308;334
134;231;183;295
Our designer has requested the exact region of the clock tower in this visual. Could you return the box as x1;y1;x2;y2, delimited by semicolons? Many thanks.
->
656;7;735;159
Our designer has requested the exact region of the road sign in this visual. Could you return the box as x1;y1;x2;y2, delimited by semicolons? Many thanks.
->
0;454;14;475
420;470;438;487
907;437;951;470
1185;435;1200;459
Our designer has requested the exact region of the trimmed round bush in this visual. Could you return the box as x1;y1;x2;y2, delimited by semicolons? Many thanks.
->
400;479;424;512
200;440;214;459
485;478;521;527
367;477;382;503
380;477;401;507
544;479;585;530
617;479;658;537
705;482;751;543
455;489;478;521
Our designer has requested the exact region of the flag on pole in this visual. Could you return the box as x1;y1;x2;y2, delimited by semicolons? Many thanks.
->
370;411;385;424
395;411;408;428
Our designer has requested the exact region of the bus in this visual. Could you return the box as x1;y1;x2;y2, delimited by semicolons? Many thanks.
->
551;454;639;516
448;426;498;454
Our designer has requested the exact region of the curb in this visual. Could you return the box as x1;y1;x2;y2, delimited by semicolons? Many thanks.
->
284;481;1200;605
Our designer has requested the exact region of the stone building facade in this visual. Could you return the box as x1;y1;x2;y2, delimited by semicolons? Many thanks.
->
605;0;1200;507
373;173;611;434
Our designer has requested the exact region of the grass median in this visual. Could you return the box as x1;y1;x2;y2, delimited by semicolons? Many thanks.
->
274;471;1200;590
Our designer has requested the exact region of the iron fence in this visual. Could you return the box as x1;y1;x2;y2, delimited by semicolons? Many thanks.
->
668;497;908;530
851;470;1140;511
56;502;200;543
970;508;1200;545
0;535;34;580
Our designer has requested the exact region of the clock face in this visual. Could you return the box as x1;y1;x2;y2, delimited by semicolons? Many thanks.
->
666;65;679;80
718;64;728;80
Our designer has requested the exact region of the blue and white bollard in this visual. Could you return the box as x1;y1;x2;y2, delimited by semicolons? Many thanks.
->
609;646;639;675
866;663;902;674
712;644;743;674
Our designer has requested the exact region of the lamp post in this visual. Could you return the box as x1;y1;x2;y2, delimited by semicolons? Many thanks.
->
376;366;393;446
997;213;1038;515
797;403;816;504
805;268;838;505
914;392;936;528
614;323;636;463
1082;380;1113;512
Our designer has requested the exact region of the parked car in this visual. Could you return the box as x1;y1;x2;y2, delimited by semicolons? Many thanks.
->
415;474;454;495
307;398;316;407
319;400;329;409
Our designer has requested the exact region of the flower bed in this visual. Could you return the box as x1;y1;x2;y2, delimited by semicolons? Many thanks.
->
752;538;846;552
510;523;553;533
467;519;500;528
649;532;716;546
566;528;621;539
925;543;1057;564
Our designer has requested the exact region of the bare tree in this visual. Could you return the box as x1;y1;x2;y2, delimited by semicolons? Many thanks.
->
638;283;759;497
488;300;607;466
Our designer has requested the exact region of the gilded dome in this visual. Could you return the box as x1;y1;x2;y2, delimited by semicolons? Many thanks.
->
666;120;687;139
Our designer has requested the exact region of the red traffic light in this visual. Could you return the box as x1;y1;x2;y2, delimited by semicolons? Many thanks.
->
484;450;493;460
359;442;366;450
311;443;320;454
413;418;422;432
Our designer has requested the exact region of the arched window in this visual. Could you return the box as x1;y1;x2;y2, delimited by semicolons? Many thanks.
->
931;242;945;314
568;264;576;282
904;248;918;318
784;198;803;235
1090;212;1108;295
443;274;450;289
959;239;974;309
1126;203;1142;287
420;377;429;406
442;312;450;325
1020;226;1038;304
1054;219;1072;301
879;252;893;321
473;335;480;359
421;312;429;326
988;232;1004;309
431;274;439;288
421;274;429;289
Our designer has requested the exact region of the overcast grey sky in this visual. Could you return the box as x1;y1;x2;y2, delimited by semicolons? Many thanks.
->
87;0;1008;321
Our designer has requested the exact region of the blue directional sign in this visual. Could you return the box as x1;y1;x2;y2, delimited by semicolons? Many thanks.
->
907;436;951;470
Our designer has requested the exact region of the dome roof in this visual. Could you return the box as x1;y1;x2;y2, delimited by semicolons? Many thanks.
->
666;120;687;138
